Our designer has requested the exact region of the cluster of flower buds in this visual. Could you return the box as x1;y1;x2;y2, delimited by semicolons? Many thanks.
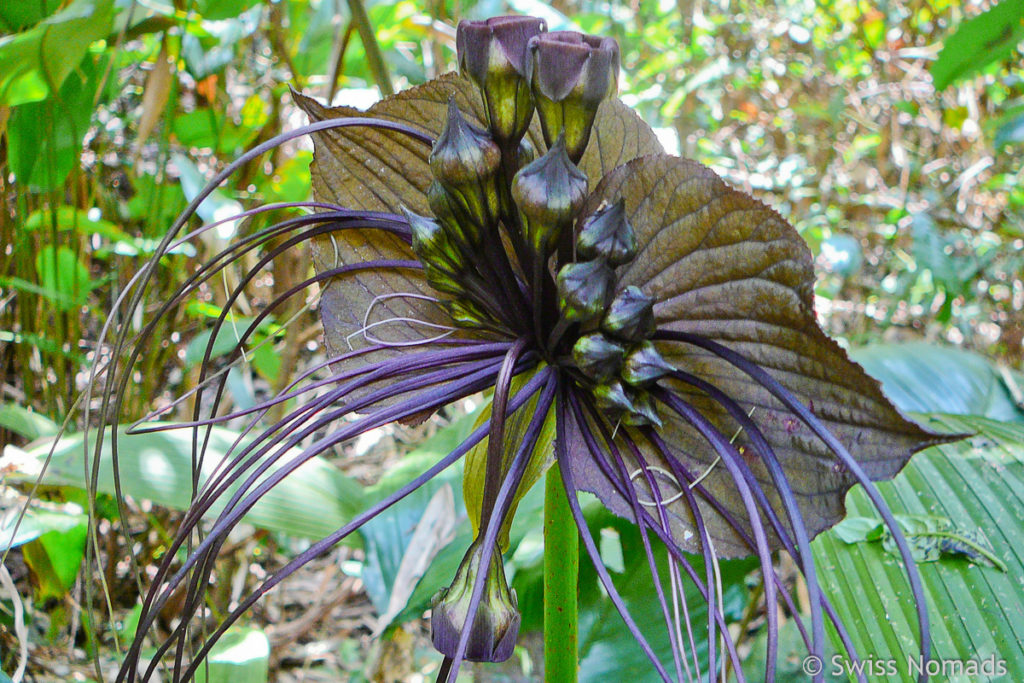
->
417;16;628;663
565;201;674;426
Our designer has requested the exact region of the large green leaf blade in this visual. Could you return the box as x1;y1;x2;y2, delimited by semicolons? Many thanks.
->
17;425;366;541
850;342;1024;423
813;414;1024;681
0;0;113;107
931;0;1024;91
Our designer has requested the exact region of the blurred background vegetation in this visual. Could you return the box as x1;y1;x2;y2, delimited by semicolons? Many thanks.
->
1;0;1022;681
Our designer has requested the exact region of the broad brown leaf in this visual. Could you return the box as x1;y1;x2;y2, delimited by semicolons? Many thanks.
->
573;155;957;557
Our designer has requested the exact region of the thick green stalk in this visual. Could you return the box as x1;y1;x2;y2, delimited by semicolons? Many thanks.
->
544;462;579;682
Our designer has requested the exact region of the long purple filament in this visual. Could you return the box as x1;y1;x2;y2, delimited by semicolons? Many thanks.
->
655;330;931;681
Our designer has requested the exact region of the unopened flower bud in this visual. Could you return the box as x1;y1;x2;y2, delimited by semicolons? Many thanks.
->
512;135;588;253
430;99;502;228
431;541;521;663
403;208;463;273
527;31;619;163
621;341;674;387
622;390;662;427
556;259;613;323
577;199;636;266
572;332;624;383
602;286;655;341
426;181;480;247
457;16;546;144
593;379;634;415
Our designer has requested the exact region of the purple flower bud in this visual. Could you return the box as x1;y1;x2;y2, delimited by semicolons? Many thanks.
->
431;541;521;662
556;259;614;323
403;207;463;273
512;134;588;253
602;285;656;342
430;99;502;229
527;31;620;163
457;16;547;144
593;379;635;415
572;332;625;383
577;199;636;266
621;341;674;387
622;389;662;427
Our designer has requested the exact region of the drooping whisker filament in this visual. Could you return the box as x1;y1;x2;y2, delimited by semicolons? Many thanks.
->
565;390;739;680
122;352;540;682
654;329;932;681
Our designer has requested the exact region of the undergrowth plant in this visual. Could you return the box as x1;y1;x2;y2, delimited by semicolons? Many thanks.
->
85;14;964;683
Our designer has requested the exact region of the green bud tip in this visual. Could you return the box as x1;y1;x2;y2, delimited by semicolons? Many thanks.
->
430;98;502;186
572;332;625;383
402;207;462;271
593;379;635;415
556;259;614;323
577;199;637;266
512;133;588;252
431;541;521;663
622;390;662;427
621;341;675;387
602;285;656;342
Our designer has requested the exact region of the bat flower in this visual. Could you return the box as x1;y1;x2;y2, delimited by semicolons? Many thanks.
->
105;14;960;683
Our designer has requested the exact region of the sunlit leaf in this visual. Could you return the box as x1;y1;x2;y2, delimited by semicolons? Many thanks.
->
0;0;113;107
577;155;954;556
0;403;58;440
34;245;95;311
931;0;1024;91
7;53;104;190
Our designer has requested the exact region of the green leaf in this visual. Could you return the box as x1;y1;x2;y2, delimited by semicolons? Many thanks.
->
581;155;954;556
931;0;1024;91
358;414;477;631
21;205;125;242
7;52;105;190
172;109;261;155
1;504;87;551
184;317;257;367
21;514;88;600
463;367;557;550
34;245;95;311
193;627;269;683
831;516;881;544
0;0;113;107
813;414;1024;679
173;153;245;233
19;425;366;541
850;342;1024;423
0;0;63;33
0;403;58;440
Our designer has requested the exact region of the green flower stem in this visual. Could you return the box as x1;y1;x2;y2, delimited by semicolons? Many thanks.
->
544;462;579;682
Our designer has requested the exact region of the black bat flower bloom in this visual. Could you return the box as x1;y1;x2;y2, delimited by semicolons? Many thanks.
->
101;14;959;683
